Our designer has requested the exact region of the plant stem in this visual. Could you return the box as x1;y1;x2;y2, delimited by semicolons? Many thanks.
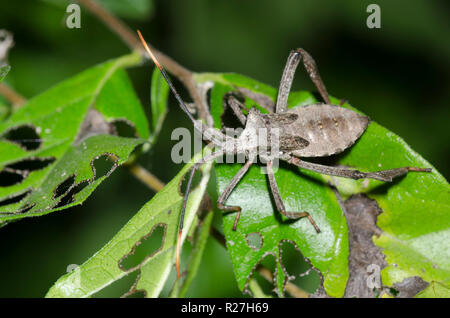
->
77;0;213;126
125;162;165;192
0;83;26;108
248;278;272;298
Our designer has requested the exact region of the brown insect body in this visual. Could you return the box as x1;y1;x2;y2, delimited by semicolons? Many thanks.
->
137;31;431;278
239;104;369;158
283;104;370;157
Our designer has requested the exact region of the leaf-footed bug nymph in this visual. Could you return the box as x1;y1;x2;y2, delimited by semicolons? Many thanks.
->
137;31;431;278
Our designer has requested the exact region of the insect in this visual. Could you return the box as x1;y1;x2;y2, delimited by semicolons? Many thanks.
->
137;31;431;278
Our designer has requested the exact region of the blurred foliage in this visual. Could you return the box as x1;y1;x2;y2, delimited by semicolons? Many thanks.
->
46;150;213;298
0;0;448;297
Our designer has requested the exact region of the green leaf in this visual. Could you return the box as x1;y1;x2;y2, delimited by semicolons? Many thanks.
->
0;65;10;83
149;66;169;144
0;52;148;222
194;72;448;297
0;100;9;121
415;281;450;298
46;150;213;298
325;103;450;294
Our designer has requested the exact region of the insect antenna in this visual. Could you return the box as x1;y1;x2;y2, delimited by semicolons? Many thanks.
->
137;30;204;279
137;30;196;125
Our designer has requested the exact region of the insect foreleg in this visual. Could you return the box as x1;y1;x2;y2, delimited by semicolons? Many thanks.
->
176;150;224;278
226;95;247;126
217;157;255;231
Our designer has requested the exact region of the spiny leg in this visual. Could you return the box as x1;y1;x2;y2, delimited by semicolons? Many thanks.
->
217;157;255;231
288;157;432;182
176;150;224;278
276;48;330;113
226;95;247;126
266;160;320;233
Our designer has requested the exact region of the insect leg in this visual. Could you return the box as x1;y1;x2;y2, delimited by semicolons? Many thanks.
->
276;48;330;113
288;157;432;182
266;160;320;233
177;150;224;278
226;95;247;126
217;157;255;231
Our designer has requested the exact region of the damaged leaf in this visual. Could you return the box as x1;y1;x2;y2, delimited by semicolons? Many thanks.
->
194;72;448;297
0;52;149;221
325;102;450;296
46;149;213;298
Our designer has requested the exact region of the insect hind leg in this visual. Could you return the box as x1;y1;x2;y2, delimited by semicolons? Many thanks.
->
266;160;320;233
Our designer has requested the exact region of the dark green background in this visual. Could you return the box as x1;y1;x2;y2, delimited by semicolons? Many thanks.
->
0;0;448;297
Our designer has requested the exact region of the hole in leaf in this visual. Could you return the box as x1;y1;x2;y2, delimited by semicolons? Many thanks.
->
2;125;42;150
0;170;24;187
0;157;55;188
92;154;117;180
246;232;263;250
53;180;88;208
119;223;166;271
111;119;137;138
0;190;31;208
280;241;320;295
248;254;278;297
7;157;55;172
178;169;203;197
53;175;76;199
389;288;399;297
93;270;140;298
17;203;35;214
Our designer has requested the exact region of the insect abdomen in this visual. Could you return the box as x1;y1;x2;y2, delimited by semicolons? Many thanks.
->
287;104;369;157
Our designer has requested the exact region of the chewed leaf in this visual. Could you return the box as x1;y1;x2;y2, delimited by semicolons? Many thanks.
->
320;100;450;295
195;72;449;297
46;149;213;298
217;162;348;297
0;52;149;222
0;134;143;219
